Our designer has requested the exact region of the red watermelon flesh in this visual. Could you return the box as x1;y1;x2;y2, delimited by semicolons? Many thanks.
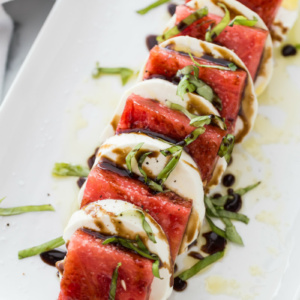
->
174;5;268;80
81;162;192;261
143;46;247;132
58;229;154;300
116;94;226;184
236;0;283;28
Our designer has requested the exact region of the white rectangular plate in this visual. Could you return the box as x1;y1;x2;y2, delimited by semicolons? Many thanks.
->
0;0;300;299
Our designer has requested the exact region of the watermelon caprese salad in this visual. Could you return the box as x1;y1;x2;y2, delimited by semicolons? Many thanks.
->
12;0;299;299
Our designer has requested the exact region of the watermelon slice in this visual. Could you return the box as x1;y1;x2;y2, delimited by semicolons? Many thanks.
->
116;94;226;184
236;0;283;28
143;46;247;132
59;229;154;300
81;161;192;261
174;5;268;80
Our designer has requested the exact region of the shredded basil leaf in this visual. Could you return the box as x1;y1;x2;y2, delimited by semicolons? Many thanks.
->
222;217;243;245
109;262;121;300
229;15;258;27
235;181;261;196
103;235;161;278
206;215;226;238
152;259;161;278
190;115;227;130
0;197;5;204
137;0;170;15
228;62;238;71
157;7;208;42
188;52;237;72
205;3;230;42
120;210;156;243
136;150;165;193
212;208;249;224
52;163;90;177
218;134;235;164
210;182;261;206
0;204;55;216
156;149;182;185
175;64;223;110
177;251;224;280
18;236;65;259
138;151;152;183
126;142;144;173
92;63;134;85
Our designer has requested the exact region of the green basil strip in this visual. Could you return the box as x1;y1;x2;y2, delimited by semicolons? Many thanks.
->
157;7;208;42
126;142;144;173
215;209;249;224
148;180;164;193
136;235;151;254
229;16;258;27
177;74;197;99
52;163;90;177
0;204;55;216
165;100;195;120
138;151;152;182
205;3;230;42
222;217;243;245
210;181;261;206
190;115;227;130
227;63;238;71
152;259;161;278
166;101;226;130
174;64;222;109
204;195;219;216
211;195;228;206
161;145;182;157
102;236;158;261
137;151;165;193
184;127;206;145
206;215;226;238
235;181;261;196
137;0;170;15
120;210;156;243
18;236;65;259
218;134;235;164
103;236;161;278
0;197;5;204
156;149;182;185
188;52;237;72
92;63;134;85
109;262;121;300
178;251;224;281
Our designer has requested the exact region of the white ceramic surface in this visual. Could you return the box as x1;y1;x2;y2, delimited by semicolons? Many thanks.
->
0;0;300;299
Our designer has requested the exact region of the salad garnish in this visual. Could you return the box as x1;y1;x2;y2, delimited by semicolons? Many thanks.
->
103;235;161;278
218;134;235;164
137;0;170;15
18;236;65;259
52;162;89;177
92;63;134;85
109;263;122;300
119;209;157;243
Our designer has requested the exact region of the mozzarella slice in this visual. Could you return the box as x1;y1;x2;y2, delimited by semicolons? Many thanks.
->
64;199;173;300
79;133;205;253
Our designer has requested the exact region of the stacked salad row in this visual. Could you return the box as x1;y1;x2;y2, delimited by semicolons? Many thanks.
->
56;0;298;299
